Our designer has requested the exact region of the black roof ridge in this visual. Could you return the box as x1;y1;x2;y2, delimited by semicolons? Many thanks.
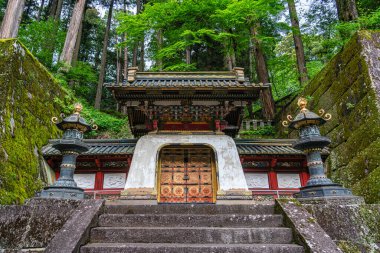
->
47;138;296;145
48;139;138;144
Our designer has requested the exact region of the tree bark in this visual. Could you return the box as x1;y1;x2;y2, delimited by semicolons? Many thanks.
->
186;47;191;64
136;0;144;70
287;0;308;85
116;39;121;85
54;0;64;20
136;0;142;13
72;12;84;66
157;29;163;70
0;0;25;38
132;45;138;67
248;40;254;80
225;53;232;71
37;0;46;21
250;25;275;120
59;0;86;65
139;40;145;71
94;0;114;109
336;0;358;21
49;0;57;18
123;0;128;80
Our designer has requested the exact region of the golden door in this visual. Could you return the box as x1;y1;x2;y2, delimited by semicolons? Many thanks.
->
158;146;215;203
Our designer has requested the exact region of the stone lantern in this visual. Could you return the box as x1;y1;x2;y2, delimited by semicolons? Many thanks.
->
40;103;97;199
282;98;355;200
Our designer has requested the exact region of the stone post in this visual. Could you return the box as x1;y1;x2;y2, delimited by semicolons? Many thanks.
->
283;98;361;203
40;103;97;199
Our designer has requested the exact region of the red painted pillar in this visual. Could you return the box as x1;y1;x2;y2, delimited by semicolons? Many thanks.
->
153;119;158;131
269;158;278;198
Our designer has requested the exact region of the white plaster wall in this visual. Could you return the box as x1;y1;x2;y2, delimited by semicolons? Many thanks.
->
124;134;249;191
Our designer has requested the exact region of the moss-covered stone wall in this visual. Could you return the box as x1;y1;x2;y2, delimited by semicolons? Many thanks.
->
0;39;65;204
279;31;380;203
303;203;380;252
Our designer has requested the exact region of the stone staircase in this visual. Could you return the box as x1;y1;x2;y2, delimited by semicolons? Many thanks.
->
81;203;305;253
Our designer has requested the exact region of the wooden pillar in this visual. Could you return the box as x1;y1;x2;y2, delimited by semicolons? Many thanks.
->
269;158;278;198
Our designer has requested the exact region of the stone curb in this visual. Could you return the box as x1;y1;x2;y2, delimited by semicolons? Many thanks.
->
44;199;104;253
275;199;342;253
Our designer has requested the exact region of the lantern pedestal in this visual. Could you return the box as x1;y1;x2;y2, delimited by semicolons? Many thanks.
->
39;104;95;200
294;184;354;199
283;98;358;202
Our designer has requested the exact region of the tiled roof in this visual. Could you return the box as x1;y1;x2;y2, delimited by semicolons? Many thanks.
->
106;79;268;89
235;139;304;155
42;138;320;157
105;71;269;89
42;139;137;156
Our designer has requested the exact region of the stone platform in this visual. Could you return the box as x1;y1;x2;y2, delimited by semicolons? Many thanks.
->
81;202;304;253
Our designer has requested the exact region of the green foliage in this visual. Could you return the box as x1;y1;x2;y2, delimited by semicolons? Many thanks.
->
163;63;197;71
65;61;98;99
118;0;283;72
0;0;6;20
357;0;380;15
18;19;66;68
52;80;131;139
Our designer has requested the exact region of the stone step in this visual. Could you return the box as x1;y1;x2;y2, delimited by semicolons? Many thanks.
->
99;213;283;228
90;227;293;244
104;204;275;215
81;243;305;253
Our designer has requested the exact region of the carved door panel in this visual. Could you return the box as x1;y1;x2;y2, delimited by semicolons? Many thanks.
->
159;146;214;203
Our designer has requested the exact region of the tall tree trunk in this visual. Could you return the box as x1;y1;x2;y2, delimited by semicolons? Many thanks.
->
336;0;358;21
37;0;46;21
225;51;235;71
250;25;275;120
248;40;254;80
59;0;86;65
135;0;144;70
157;29;163;70
54;0;64;20
139;40;144;71
123;0;128;80
287;0;308;85
116;40;121;85
132;45;138;67
0;0;25;38
123;44;128;78
49;0;57;18
186;47;191;65
231;38;237;68
94;0;114;109
72;12;84;66
225;53;232;71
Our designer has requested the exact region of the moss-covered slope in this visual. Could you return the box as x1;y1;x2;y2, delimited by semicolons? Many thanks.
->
279;31;380;203
0;39;65;204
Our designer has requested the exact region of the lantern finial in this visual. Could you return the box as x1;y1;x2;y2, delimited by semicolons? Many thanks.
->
297;97;308;112
74;103;83;115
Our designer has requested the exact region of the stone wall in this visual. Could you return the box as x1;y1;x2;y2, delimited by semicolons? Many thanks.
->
303;203;380;252
0;198;81;250
0;39;65;204
279;31;380;203
0;198;104;252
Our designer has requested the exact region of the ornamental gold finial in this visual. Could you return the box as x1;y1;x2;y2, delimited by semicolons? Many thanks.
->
74;103;83;114
297;97;308;112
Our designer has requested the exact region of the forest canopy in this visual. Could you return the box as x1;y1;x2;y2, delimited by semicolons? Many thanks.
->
0;0;379;108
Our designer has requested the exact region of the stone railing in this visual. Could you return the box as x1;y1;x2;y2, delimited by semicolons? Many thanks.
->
240;119;273;131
